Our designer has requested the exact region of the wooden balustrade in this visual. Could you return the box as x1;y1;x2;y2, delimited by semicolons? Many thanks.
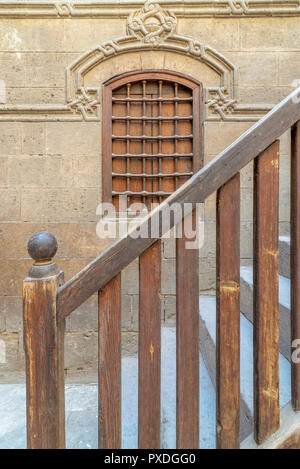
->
22;88;300;449
98;274;121;448
253;141;280;443
216;173;240;449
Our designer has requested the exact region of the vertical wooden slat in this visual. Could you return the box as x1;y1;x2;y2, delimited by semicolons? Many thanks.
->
253;140;280;444
138;241;161;448
291;121;300;410
98;274;121;449
216;173;240;449
176;211;199;448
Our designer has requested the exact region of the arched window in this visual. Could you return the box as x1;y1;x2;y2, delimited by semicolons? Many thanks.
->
102;70;202;210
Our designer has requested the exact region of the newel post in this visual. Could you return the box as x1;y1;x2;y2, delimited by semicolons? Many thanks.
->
23;232;65;449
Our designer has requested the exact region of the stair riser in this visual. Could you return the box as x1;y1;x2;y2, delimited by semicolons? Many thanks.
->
199;316;253;441
279;239;290;279
240;278;291;361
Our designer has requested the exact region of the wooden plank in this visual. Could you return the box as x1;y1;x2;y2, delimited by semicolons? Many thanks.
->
176;211;199;448
253;140;280;444
102;84;113;203
216;173;240;449
138;241;161;448
98;274;121;449
291;121;300;410
23;270;65;449
57;87;300;320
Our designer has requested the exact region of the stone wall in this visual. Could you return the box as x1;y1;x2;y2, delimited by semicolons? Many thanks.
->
0;0;298;379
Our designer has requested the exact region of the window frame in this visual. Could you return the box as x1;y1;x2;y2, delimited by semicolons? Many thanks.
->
102;70;203;203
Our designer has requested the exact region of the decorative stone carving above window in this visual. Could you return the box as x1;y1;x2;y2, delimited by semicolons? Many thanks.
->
127;0;177;44
0;0;275;123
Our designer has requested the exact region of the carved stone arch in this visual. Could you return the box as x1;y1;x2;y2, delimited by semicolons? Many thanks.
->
66;1;237;122
67;35;237;121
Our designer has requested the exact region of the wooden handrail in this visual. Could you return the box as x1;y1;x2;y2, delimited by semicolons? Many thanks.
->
57;87;300;320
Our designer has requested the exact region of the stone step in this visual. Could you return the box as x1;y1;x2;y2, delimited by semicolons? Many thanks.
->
199;295;291;443
279;235;290;279
0;327;216;449
240;265;290;360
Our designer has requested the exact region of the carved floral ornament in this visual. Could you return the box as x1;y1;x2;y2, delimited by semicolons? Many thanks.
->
127;0;177;44
0;0;274;122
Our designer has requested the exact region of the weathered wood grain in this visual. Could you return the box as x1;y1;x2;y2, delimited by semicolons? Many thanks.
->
253;141;280;444
98;274;121;449
216;173;240;449
23;270;65;449
57;87;300;320
176;211;199;448
138;241;161;448
291;121;300;411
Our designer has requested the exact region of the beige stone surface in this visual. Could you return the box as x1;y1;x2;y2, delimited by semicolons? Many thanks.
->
178;18;240;51
45;122;101;157
0;9;298;374
240;18;300;51
0;189;21;221
226;51;278;86
0;123;21;156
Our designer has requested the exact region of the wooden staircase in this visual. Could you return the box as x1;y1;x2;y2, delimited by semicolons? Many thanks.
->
22;87;300;449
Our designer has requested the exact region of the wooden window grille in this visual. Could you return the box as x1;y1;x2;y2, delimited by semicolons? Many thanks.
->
102;71;202;210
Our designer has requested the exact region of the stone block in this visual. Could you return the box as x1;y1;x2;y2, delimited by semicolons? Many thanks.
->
122;258;139;295
0;260;31;296
240;188;253;223
0;52;26;88
163;52;220;87
46;122;101;157
162;295;176;326
0;158;8;187
240;161;253;189
0;19;64;52
238;86;293;105
162;258;175;295
0;296;22;333
240;221;253;260
278;52;300;86
25;53;76;88
0;189;20;221
0;333;21;371
67;295;98;333
72;157;101;188
6;87;65;105
226;52;277;87
204;122;252;155
199;257;215;292
21;188;101;223
65;331;97;369
85;52;141;87
64;19;125;52
0;123;21;156
8;156;72;188
21;123;45;155
121;294;138;332
240;18;300;51
121;331;138;356
178;18;240;51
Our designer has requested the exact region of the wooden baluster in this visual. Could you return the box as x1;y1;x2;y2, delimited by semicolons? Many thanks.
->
138;241;161;448
216;173;240;449
291;121;300;410
176;211;199;448
23;232;65;449
98;274;121;448
253;140;280;444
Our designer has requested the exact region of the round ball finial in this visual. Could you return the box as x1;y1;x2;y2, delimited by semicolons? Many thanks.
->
27;232;58;265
